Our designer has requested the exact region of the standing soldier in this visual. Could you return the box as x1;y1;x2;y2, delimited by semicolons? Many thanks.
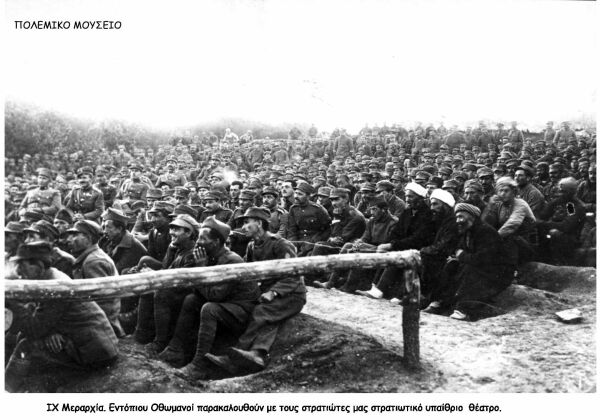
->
117;162;150;203
65;166;105;224
18;168;62;220
543;121;556;145
553;121;577;146
93;165;117;208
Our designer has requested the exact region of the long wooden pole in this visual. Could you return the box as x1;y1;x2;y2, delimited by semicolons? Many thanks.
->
5;251;421;302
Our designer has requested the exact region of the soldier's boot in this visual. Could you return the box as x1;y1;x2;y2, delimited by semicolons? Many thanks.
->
158;346;186;368
133;293;155;344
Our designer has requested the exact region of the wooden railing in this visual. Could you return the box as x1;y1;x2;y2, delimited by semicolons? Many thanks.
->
5;250;422;367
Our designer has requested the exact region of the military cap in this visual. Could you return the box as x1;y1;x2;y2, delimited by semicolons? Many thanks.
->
201;215;231;243
553;157;567;165
360;183;377;193
421;165;437;175
210;172;224;181
549;163;562;172
5;221;26;234
313;175;326;183
26;219;59;238
536;161;550;169
415;171;431;181
496;176;518;189
376;180;395;191
464;179;484;192
166;155;178;164
438;166;453;177
169;214;200;234
36;168;52;178
174;186;190;198
235;207;270;223
22;209;46;223
147;188;163;199
77;166;94;177
492;163;507;172
10;241;53;265
197;180;211;190
329;188;350;199
54;207;74;225
294;183;315;195
442;179;459;191
517;163;535;177
452;171;468;181
443;156;454;163
505;159;519;168
462;163;477;172
130;200;147;212
239;189;256;201
426;176;443;188
168;204;198;219
316;186;332;197
262;186;279;198
66;220;103;240
203;190;222;201
294;173;308;181
455;203;481;219
129;161;143;171
147;201;175;215
184;181;199;191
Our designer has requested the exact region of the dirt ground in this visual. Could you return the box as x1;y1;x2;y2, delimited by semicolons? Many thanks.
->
14;265;596;393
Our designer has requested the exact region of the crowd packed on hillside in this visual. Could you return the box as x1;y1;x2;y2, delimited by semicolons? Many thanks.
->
4;119;596;391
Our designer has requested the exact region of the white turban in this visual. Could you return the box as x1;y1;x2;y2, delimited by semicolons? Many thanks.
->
405;182;427;198
430;188;456;208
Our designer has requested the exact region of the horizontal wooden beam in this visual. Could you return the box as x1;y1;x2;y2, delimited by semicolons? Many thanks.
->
5;250;421;302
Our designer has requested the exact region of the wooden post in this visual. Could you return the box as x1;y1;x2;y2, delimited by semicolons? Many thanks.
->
402;266;421;369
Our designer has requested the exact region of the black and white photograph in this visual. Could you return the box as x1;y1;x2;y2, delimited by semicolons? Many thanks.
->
2;0;598;416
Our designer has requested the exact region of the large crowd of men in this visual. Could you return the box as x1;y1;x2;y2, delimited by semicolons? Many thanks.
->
4;120;596;391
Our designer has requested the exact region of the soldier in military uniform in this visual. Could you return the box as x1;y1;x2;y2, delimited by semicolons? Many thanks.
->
117;162;150;203
65;166;105;224
198;190;233;224
155;156;187;187
261;186;288;238
18;168;62;220
205;207;306;374
23;220;75;277
93;165;117;208
287;182;332;256
543;121;556;145
227;189;256;257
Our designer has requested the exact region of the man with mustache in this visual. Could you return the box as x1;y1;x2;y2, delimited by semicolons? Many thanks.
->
65;166;105;224
441;203;513;321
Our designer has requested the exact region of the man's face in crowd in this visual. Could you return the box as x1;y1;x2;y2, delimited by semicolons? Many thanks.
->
131;169;142;180
294;189;309;205
493;170;505;181
205;198;220;212
242;217;261;238
262;193;277;209
239;196;253;211
404;190;421;208
415;175;428;187
464;187;482;203
589;168;596;184
425;183;437;197
5;232;20;253
209;159;218;168
149;212;169;229
331;195;348;211
96;173;107;185
369;205;385;221
456;211;475;234
496;185;515;203
316;195;331;207
281;182;294;198
479;175;493;189
197;227;220;256
430;198;446;221
175;195;188;205
103;220;123;243
549;168;560;183
66;232;90;254
53;219;69;234
15;260;44;280
514;169;529;188
78;174;92;188
167;164;175;173
37;174;51;188
24;231;43;244
169;226;191;247
230;184;241;199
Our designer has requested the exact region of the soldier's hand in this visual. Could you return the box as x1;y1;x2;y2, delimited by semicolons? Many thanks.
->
193;245;208;267
259;290;276;303
376;243;392;253
45;333;66;353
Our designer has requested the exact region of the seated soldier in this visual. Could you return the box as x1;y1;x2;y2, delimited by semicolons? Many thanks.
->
156;217;260;381
537;177;586;265
204;207;306;374
482;176;536;266
314;195;398;292
5;242;119;392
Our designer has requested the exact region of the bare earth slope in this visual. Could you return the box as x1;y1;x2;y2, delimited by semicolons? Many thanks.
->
17;266;596;393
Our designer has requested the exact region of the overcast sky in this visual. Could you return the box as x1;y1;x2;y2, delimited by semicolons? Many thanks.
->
5;0;598;132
